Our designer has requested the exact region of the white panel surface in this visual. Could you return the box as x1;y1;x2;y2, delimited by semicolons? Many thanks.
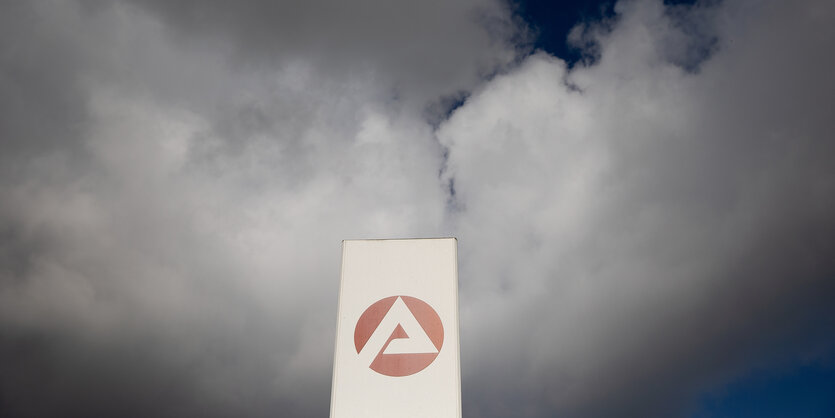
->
330;238;461;418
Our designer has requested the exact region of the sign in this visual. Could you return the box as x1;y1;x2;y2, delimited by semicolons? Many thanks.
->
330;238;461;418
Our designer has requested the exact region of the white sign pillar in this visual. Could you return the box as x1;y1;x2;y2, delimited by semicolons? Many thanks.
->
330;238;461;418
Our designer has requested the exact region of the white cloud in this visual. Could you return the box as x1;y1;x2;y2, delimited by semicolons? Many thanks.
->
439;0;835;416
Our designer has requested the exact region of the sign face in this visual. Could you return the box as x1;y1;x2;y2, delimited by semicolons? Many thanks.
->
330;238;460;418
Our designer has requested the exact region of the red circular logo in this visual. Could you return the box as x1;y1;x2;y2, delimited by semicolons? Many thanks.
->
354;296;444;377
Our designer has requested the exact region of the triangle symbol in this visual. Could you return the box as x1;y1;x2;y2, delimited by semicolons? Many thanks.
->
380;297;438;355
389;324;409;340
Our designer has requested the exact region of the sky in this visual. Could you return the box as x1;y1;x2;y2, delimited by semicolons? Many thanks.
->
0;0;834;417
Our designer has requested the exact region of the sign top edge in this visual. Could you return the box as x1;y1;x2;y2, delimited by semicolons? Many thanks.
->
341;237;457;243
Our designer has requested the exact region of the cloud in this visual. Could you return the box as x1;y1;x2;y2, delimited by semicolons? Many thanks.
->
440;0;835;416
1;0;834;417
124;0;528;112
1;1;452;415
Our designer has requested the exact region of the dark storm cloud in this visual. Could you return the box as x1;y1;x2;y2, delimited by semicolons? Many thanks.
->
0;1;91;176
1;0;834;417
0;2;94;305
125;0;528;108
1;1;457;415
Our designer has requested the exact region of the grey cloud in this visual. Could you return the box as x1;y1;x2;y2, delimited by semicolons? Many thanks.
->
1;0;834;417
0;1;92;179
2;1;452;416
441;0;835;416
123;0;528;109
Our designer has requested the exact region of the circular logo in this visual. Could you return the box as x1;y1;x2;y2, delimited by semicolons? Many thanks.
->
354;296;444;377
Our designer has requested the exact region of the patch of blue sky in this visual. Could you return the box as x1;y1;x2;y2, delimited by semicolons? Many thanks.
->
690;357;835;418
